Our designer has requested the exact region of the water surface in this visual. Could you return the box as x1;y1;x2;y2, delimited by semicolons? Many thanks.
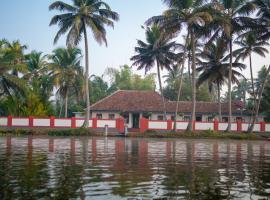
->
0;137;270;199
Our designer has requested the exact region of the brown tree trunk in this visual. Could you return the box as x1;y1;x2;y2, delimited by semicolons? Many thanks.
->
187;30;196;131
226;39;233;132
173;33;189;131
218;84;222;122
249;65;270;133
157;61;167;120
248;53;256;131
83;22;90;127
64;91;68;118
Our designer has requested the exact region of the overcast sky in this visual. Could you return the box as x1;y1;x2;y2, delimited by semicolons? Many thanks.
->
0;0;269;81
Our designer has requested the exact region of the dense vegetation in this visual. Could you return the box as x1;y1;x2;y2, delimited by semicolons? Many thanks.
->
2;0;270;133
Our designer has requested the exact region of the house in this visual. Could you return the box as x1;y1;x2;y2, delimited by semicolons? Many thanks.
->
74;90;264;128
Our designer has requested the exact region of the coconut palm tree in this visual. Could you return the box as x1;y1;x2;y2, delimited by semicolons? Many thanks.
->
234;32;269;132
197;39;246;121
146;0;213;130
0;40;27;98
50;47;84;118
131;24;178;119
205;0;256;131
49;0;119;126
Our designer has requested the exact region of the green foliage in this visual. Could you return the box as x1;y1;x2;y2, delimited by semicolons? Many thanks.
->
105;65;156;92
164;73;213;101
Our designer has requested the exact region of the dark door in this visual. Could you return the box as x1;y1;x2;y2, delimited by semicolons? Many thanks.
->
132;113;140;128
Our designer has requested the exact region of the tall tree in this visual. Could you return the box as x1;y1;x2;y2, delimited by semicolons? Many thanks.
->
49;0;119;126
146;0;213;130
206;0;256;131
197;39;246;121
234;33;269;130
131;25;178;119
50;47;84;118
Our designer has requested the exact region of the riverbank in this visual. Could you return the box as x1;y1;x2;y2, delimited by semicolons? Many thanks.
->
0;128;269;140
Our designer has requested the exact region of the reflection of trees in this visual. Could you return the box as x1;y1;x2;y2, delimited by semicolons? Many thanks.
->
248;143;270;197
110;139;152;197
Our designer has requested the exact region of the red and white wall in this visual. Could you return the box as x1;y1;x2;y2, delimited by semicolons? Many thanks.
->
0;116;125;133
0;116;269;133
139;118;270;133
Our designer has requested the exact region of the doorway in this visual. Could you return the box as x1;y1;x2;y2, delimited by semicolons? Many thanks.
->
132;113;140;128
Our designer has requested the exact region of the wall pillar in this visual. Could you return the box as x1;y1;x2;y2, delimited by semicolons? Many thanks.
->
167;120;173;131
260;121;265;132
7;116;12;127
140;118;148;133
71;117;76;128
92;118;97;129
117;118;125;133
237;120;242;132
214;119;219;131
29;116;34;127
50;116;55;128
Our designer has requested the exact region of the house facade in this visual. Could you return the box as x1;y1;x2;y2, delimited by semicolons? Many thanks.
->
74;90;264;128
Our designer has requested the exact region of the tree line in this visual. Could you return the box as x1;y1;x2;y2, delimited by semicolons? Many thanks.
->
2;0;270;133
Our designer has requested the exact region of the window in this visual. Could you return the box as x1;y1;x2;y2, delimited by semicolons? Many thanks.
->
96;113;102;119
157;115;164;120
171;116;175;121
184;116;190;121
109;114;115;120
196;116;202;122
222;117;228;122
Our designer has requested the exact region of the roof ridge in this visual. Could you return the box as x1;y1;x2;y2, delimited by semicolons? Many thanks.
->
87;90;121;110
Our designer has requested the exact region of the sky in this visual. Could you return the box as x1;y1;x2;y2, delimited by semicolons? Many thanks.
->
0;0;269;81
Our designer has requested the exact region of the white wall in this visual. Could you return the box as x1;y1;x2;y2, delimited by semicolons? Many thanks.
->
55;119;71;127
12;118;29;126
0;117;7;126
148;121;167;129
97;120;116;128
75;119;93;128
195;122;214;130
33;119;50;127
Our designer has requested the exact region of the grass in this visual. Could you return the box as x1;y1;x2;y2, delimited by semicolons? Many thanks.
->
0;128;269;140
0;128;98;136
128;129;268;140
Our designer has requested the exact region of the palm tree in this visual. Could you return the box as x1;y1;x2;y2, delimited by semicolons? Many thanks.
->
50;47;84;118
49;0;119;126
0;40;27;98
146;0;213;130
234;32;269;132
25;51;54;110
131;24;178;119
205;0;256;131
197;39;246;121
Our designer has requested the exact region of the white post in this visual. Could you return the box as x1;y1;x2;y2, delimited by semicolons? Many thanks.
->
105;125;108;137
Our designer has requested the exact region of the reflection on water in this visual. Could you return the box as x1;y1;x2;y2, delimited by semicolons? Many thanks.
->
0;137;270;199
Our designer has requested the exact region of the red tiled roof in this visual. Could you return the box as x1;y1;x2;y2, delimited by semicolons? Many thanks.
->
90;90;245;114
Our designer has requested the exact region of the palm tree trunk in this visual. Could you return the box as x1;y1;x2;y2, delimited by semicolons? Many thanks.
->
59;98;63;118
64;91;68;118
188;30;196;131
218;84;222;122
83;22;90;127
248;53;256;131
249;65;270;133
227;39;233;132
157;61;167;120
174;34;189;131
